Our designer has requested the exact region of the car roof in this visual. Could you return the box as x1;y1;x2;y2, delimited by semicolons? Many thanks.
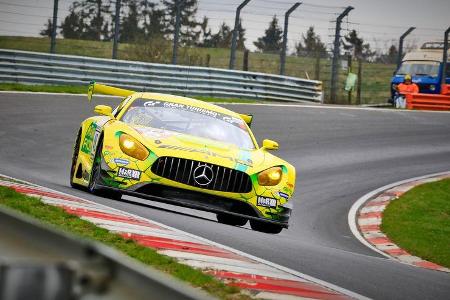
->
134;92;241;118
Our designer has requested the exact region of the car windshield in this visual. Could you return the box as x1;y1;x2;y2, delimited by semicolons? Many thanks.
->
397;61;440;77
120;98;255;149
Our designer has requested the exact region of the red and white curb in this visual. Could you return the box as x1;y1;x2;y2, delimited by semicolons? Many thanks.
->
348;171;450;273
0;174;366;300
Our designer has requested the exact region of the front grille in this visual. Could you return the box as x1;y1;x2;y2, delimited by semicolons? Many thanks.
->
151;156;252;193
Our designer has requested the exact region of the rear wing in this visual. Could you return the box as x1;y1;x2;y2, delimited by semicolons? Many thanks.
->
87;81;134;102
238;114;253;127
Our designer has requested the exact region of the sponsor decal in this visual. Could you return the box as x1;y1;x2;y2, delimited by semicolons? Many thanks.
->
80;123;97;155
135;127;178;139
113;158;129;165
144;100;161;107
157;144;253;167
117;167;141;180
278;191;289;199
257;196;277;208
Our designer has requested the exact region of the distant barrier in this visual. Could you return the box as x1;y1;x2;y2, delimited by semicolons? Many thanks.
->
406;93;450;111
0;49;323;102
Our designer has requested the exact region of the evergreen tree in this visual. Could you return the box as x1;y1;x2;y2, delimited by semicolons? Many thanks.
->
60;0;110;41
60;7;85;39
120;0;143;42
253;15;283;53
295;26;327;57
343;30;375;60
40;19;53;37
209;22;232;48
162;0;200;46
140;0;165;38
197;16;212;47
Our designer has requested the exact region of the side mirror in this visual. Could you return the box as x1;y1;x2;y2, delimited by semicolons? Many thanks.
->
94;105;113;118
262;139;279;151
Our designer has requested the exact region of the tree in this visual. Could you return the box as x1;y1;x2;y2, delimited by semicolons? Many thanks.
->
209;22;232;48
343;29;375;60
140;0;165;38
60;7;85;39
197;16;212;47
162;0;200;46
60;0;110;41
40;19;53;37
120;0;143;42
295;26;327;58
253;15;283;53
376;44;398;64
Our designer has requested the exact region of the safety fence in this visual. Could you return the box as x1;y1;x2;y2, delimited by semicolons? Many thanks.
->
406;93;450;111
0;49;323;103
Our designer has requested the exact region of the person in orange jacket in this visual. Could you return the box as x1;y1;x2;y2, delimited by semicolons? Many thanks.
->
395;74;419;108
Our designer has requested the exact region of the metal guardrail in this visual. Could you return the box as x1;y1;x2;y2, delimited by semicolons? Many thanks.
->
0;205;212;300
0;49;322;102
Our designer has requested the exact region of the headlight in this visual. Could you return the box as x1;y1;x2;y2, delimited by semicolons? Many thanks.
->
429;85;435;91
119;133;149;160
258;167;282;186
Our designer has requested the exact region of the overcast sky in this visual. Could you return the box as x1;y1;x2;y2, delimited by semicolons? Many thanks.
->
0;0;448;53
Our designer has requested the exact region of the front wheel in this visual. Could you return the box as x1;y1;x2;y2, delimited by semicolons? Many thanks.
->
250;219;283;234
87;136;122;200
70;129;82;188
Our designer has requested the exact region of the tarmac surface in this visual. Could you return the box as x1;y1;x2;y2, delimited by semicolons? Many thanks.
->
1;93;449;299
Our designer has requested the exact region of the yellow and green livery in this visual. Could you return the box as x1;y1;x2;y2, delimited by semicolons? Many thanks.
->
71;82;296;233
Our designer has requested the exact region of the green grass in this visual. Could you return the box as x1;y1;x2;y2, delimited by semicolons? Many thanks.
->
0;83;256;103
0;36;395;104
382;178;450;268
0;186;250;300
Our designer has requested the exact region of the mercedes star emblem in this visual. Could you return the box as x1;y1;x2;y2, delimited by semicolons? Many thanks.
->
193;164;214;186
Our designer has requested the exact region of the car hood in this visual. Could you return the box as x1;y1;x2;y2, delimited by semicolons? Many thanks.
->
129;125;276;173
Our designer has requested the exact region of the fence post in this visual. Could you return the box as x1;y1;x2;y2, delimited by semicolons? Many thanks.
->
205;54;210;67
243;49;249;71
441;27;450;86
396;27;415;69
347;54;352;104
314;51;320;80
50;0;58;54
172;0;183;65
280;2;301;75
330;6;353;104
229;0;251;70
357;58;362;105
112;0;121;59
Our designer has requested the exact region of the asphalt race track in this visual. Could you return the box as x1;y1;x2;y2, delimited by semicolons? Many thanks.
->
1;93;449;299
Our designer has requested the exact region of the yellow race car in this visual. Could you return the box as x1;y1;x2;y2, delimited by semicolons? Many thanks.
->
70;82;296;233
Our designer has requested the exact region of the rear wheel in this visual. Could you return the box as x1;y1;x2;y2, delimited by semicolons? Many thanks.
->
250;219;283;234
70;129;82;188
216;213;248;226
88;136;122;200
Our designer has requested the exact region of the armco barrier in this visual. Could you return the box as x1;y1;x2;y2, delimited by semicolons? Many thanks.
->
406;93;450;111
0;49;322;102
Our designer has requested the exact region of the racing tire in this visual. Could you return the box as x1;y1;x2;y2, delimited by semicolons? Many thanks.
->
250;219;283;234
216;213;248;226
70;129;82;188
88;136;122;200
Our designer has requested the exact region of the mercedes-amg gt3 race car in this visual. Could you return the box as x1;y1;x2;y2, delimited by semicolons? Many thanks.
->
70;82;296;233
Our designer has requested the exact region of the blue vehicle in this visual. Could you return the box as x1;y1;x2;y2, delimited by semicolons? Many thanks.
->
391;42;450;102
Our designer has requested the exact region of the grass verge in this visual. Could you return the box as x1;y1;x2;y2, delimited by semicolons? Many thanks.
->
0;83;257;103
0;186;249;299
381;178;450;268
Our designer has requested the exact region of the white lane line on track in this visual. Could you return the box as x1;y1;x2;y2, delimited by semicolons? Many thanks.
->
348;171;450;259
2;90;449;114
0;173;368;300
